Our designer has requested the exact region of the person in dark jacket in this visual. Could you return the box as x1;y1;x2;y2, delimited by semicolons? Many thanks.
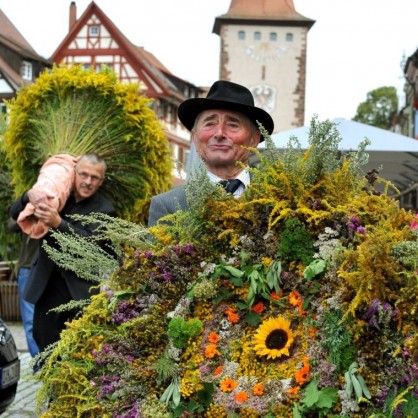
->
10;153;116;352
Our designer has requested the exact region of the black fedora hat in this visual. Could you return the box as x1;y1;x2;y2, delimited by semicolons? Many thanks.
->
178;80;274;137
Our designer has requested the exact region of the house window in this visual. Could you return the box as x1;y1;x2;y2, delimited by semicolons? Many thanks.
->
269;32;277;41
89;25;99;37
21;61;32;81
238;31;245;41
254;31;261;41
286;33;294;42
95;64;113;72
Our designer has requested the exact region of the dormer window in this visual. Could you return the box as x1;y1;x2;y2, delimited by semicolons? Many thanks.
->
21;61;32;81
89;25;99;37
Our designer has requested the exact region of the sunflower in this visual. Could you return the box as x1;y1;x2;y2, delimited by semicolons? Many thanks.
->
253;317;294;359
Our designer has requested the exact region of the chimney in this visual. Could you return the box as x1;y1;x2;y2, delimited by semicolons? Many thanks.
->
69;1;77;30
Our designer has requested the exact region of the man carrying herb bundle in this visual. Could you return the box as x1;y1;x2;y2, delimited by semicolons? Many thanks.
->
148;80;274;226
10;153;116;352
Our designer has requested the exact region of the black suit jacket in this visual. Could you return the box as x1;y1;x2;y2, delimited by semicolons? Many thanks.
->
148;186;188;227
10;191;116;304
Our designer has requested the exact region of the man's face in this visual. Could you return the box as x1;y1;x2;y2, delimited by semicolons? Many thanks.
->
73;159;105;201
192;109;261;174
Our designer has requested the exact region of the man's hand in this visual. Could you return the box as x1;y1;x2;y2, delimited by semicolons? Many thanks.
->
33;202;62;228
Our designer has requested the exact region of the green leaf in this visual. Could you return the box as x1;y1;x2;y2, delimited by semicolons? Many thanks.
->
223;265;244;277
303;259;326;280
236;301;249;310
316;387;338;409
357;375;372;399
292;403;303;418
344;371;353;398
197;382;214;407
301;380;320;407
245;311;261;327
230;276;244;286
351;375;363;400
213;288;234;304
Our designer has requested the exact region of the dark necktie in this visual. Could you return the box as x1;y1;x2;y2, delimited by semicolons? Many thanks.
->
219;179;243;194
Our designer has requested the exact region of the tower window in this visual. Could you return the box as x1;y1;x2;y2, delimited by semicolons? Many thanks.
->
254;31;261;41
286;33;294;42
269;32;277;42
238;30;245;41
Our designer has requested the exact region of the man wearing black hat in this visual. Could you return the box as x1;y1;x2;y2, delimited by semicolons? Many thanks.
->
148;80;274;227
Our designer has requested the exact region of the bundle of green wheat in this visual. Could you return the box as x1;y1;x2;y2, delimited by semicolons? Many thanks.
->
3;64;172;224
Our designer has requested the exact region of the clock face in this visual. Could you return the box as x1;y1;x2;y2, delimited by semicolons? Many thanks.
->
244;42;287;63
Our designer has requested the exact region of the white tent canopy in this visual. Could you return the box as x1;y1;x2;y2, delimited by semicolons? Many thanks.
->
261;118;418;195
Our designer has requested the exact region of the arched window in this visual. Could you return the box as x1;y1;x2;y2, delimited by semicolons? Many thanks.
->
254;31;261;41
238;30;245;41
286;33;294;42
269;32;277;42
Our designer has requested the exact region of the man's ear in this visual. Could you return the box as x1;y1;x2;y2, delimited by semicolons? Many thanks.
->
252;130;262;147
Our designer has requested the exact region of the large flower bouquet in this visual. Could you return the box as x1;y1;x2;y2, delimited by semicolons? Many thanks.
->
35;118;417;417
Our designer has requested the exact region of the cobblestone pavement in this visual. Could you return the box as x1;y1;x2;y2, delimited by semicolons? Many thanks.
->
2;322;42;418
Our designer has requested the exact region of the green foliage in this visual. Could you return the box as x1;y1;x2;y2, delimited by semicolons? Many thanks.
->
43;228;119;283
321;309;355;372
353;86;398;129
57;213;156;257
278;217;315;265
294;379;339;417
0;139;19;260
154;353;180;385
391;233;418;269
344;362;371;403
167;317;203;349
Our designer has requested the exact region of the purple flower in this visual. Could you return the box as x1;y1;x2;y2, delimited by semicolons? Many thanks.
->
364;299;397;329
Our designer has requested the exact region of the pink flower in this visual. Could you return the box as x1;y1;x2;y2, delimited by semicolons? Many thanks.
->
411;214;418;230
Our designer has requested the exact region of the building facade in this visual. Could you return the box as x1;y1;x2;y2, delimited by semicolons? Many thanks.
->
51;2;206;183
0;10;52;114
400;49;418;140
213;0;315;133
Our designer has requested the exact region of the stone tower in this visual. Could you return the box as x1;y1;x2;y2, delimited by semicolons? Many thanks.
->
213;0;315;133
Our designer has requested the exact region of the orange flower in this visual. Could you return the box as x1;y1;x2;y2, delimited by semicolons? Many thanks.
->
270;291;281;300
287;386;300;395
289;290;302;306
208;331;220;344
235;391;248;403
309;327;319;338
297;304;307;315
295;358;310;385
214;365;223;376
251;301;265;315
253;383;264;396
220;377;239;392
225;307;240;323
205;344;220;359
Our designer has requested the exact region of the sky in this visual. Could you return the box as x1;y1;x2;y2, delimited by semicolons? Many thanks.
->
1;0;417;125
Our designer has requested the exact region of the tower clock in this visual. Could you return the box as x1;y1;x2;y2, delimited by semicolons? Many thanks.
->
213;0;315;133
